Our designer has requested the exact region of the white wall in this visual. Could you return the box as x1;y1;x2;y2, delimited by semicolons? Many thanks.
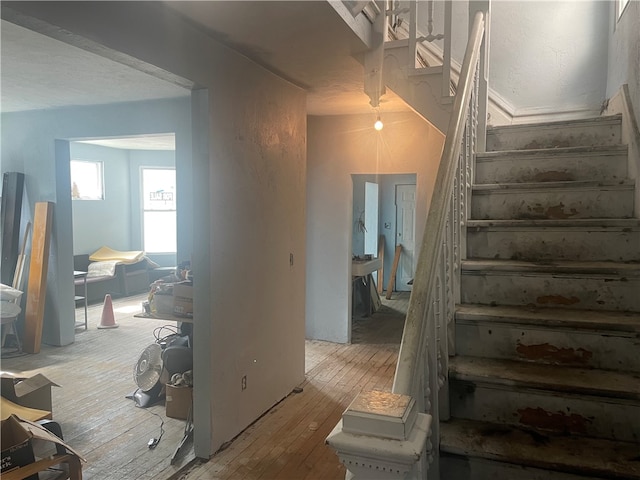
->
307;112;444;343
488;1;609;118
424;1;611;120
201;45;307;457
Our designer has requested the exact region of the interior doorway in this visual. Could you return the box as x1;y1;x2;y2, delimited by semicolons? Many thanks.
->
351;174;417;334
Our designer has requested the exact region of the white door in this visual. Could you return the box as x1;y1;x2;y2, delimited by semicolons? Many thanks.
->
364;182;379;256
395;184;416;291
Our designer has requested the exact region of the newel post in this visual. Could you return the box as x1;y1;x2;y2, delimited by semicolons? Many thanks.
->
326;390;431;479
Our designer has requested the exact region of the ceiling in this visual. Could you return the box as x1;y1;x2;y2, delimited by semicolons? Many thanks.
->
1;2;409;151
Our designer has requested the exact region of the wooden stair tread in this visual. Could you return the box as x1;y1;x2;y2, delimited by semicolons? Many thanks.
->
449;356;640;400
486;114;622;134
477;144;628;160
456;304;640;333
461;258;640;276
473;179;635;191
467;218;640;229
440;418;640;479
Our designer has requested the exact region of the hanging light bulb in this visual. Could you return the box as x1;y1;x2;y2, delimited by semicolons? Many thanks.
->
374;116;383;131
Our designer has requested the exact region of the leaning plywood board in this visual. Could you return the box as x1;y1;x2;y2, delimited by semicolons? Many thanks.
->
386;244;402;300
23;202;54;354
370;277;382;312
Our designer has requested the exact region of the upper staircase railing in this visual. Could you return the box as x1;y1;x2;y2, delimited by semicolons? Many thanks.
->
391;4;489;476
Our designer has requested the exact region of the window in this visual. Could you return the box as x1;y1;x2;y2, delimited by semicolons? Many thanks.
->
142;168;176;253
70;160;104;200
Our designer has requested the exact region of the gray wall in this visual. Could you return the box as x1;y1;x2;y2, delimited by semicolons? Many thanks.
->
0;97;191;349
307;112;444;344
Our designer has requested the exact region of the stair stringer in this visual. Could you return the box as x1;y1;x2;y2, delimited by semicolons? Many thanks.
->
382;42;452;133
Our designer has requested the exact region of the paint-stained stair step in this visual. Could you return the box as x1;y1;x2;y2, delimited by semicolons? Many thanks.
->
486;115;622;152
467;218;640;262
440;417;640;480
461;259;640;312
475;145;628;184
455;304;640;372
471;180;635;220
449;356;640;442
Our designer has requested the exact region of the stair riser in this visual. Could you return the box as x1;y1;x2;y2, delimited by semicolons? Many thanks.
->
450;381;640;442
441;454;611;480
476;151;628;184
456;322;640;372
486;119;622;151
467;228;640;262
471;188;634;220
461;273;640;312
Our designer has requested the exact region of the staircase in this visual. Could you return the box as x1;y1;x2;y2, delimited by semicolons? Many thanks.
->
440;114;640;479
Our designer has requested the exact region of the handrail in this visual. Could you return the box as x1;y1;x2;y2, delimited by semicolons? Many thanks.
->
393;10;485;398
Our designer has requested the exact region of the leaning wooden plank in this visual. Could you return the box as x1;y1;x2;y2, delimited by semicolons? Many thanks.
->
385;244;402;300
377;235;385;294
23;202;54;354
370;275;382;312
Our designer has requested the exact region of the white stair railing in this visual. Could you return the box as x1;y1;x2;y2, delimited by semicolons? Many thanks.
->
328;2;489;478
392;6;488;476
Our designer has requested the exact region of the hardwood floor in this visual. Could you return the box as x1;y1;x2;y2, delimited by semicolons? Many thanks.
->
1;293;195;479
175;291;409;480
1;290;409;480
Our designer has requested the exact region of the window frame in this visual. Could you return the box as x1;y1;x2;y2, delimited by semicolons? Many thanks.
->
140;166;177;254
70;159;105;201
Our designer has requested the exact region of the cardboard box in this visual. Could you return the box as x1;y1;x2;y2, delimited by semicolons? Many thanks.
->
173;282;193;317
1;372;59;414
0;415;35;478
1;415;85;478
165;385;192;420
153;294;174;315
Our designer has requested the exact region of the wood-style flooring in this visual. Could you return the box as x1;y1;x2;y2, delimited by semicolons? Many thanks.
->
176;292;408;480
2;293;195;479
1;290;409;480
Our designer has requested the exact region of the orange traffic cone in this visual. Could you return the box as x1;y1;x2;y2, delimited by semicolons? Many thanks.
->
98;294;118;329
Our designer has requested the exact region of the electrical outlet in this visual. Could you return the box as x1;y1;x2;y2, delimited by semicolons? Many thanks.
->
241;375;247;390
